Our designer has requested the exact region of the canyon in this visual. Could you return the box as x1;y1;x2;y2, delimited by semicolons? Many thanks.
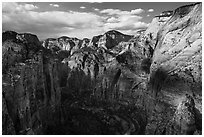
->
2;2;202;135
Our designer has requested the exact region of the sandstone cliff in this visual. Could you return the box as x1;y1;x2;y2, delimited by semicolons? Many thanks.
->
2;32;62;134
89;30;133;49
144;2;202;135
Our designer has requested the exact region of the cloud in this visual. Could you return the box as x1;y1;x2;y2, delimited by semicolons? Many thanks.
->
2;2;38;13
94;8;99;11
130;9;144;14
107;17;118;23
3;3;104;39
147;14;150;17
22;4;38;10
148;9;154;12
88;2;103;3
101;8;148;34
49;4;59;7
100;9;123;15
80;6;86;9
104;15;148;32
100;8;144;15
2;2;148;39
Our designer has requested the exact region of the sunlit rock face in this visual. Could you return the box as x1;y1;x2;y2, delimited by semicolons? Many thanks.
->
145;2;202;135
81;38;90;48
150;2;202;109
42;37;75;52
42;36;89;54
142;15;172;50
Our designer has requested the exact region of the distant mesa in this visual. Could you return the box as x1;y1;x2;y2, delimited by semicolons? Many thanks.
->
2;30;41;47
89;29;134;49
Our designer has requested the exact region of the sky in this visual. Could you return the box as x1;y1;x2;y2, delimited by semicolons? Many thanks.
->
2;2;196;40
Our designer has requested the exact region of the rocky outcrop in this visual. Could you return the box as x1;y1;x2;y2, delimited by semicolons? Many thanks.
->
89;34;102;47
2;31;18;42
43;37;74;52
144;2;202;135
2;31;42;73
2;97;16;134
42;36;88;55
2;32;62;134
150;2;202;108
89;30;133;49
81;38;90;48
141;13;172;54
165;94;201;134
155;11;173;18
98;30;133;49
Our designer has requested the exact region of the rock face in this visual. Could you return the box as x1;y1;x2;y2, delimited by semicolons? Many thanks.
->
89;34;103;47
2;97;16;134
2;32;62;134
2;2;202;135
98;30;133;49
165;94;199;135
42;36;89;55
144;2;202;135
89;30;133;49
150;2;202;110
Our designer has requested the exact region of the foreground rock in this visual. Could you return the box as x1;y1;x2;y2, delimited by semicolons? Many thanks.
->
2;32;62;134
145;2;202;135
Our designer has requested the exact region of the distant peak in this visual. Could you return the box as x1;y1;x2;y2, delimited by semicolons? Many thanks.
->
105;30;123;35
3;30;18;35
83;38;90;41
58;36;70;40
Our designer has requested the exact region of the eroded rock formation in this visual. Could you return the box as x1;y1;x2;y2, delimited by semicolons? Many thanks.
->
144;2;202;135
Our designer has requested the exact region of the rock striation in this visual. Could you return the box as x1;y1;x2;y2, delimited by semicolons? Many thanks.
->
144;2;202;135
2;32;62;134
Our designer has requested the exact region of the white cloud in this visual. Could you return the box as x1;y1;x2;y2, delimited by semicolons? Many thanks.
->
101;8;147;34
49;4;59;8
100;8;144;15
23;4;38;10
94;8;99;11
2;2;38;13
80;6;86;9
2;2;148;39
148;9;154;12
130;8;144;14
107;17;118;23
104;15;148;32
147;14;150;17
3;3;104;39
101;9;123;15
88;2;103;3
